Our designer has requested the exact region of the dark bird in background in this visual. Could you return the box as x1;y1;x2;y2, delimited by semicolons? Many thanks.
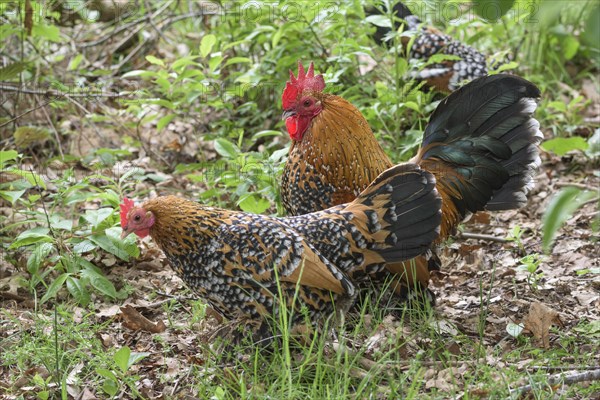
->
281;61;541;301
366;1;491;92
120;163;441;342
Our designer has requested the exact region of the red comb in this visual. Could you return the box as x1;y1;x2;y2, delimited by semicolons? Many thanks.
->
282;61;326;109
120;198;135;228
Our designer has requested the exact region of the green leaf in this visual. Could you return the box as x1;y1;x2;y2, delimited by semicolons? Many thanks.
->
68;54;84;71
238;194;271;214
542;188;597;253
208;56;223;72
583;5;600;59
473;0;516;21
128;352;150;368
72;240;97;254
224;57;252;67
157;114;175;132
200;34;217;58
66;276;90;306
171;56;201;72
114;346;131;373
121;70;161;79
41;273;70;303
32;24;62;42
0;150;18;168
547;101;567;113
4;168;47;189
587;129;600;158
561;35;580;60
89;228;139;261
83;208;114;229
96;368;118;396
81;267;118;299
0;189;27;205
102;380;119;397
49;215;73;231
0;62;28;80
214;138;239;159
145;55;165;67
365;15;392;28
252;130;282;140
27;243;55;275
425;54;462;65
95;368;117;381
10;227;53;249
118;167;145;185
490;61;519;74
542;137;589;156
270;146;289;162
14;126;51;148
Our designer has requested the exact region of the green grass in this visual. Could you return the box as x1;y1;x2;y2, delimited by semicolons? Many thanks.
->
2;288;598;398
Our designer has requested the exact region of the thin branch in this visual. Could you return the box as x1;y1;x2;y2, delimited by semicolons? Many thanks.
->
144;0;173;45
460;232;510;243
0;84;127;98
0;98;54;128
528;365;600;372
39;99;65;160
78;0;176;48
509;369;600;397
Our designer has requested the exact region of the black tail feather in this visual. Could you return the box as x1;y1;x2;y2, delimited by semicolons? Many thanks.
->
420;74;542;216
353;163;442;262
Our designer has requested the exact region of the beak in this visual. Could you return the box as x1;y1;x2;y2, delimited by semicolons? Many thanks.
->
120;228;130;239
281;109;296;120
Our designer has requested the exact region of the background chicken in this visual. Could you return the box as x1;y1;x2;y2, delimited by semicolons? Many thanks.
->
281;62;542;300
120;163;441;342
366;1;491;92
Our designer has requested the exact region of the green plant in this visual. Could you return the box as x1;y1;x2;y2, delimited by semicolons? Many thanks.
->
4;155;144;305
542;187;598;254
517;253;544;289
96;346;149;397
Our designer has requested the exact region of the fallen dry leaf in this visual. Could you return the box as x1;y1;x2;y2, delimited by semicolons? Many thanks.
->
120;305;167;333
523;302;562;348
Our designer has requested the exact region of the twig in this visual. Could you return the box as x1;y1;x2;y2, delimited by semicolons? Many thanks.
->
509;369;600;397
460;232;509;243
0;98;54;128
39;100;65;160
144;0;172;45
78;0;176;48
0;84;126;98
0;291;28;302
528;365;600;372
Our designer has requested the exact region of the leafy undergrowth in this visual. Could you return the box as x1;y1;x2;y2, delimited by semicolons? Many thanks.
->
1;0;599;398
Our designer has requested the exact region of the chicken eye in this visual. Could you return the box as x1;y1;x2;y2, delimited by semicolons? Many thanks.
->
303;99;311;107
134;214;141;222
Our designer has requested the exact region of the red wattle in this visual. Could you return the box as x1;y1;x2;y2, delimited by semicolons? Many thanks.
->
286;116;299;140
135;228;150;239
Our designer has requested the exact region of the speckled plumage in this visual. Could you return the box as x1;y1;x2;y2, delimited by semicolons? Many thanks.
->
367;2;490;92
282;94;391;216
121;164;441;341
281;64;542;302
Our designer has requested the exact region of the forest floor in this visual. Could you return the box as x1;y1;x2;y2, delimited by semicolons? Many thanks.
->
1;125;598;398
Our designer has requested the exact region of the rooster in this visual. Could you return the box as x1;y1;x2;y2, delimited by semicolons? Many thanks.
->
120;163;441;342
281;61;541;300
366;1;490;92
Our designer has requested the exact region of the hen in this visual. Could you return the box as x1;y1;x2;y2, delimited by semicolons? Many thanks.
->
281;62;541;300
120;163;441;342
366;1;490;92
